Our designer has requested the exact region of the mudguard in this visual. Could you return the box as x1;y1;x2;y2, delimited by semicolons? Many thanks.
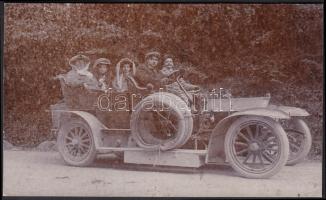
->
59;111;109;148
267;104;310;117
206;107;291;164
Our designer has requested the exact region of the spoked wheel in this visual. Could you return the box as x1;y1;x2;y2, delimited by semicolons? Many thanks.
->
225;116;289;179
57;119;96;166
138;103;180;144
284;119;312;166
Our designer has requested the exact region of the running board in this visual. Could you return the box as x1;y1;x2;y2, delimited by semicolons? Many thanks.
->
124;148;207;168
97;147;207;168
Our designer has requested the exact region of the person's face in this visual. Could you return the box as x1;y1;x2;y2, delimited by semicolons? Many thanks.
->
147;56;159;68
122;63;131;74
76;60;86;69
98;64;108;74
164;58;174;68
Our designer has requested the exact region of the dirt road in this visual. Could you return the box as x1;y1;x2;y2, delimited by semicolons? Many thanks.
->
3;150;322;197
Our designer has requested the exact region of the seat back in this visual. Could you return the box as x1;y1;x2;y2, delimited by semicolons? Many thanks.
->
59;77;99;110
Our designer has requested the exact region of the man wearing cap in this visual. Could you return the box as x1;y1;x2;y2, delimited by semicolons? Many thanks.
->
161;55;200;90
160;55;200;104
160;54;177;77
134;51;164;89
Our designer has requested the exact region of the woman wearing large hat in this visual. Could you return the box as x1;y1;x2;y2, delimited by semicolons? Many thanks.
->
112;58;136;92
64;54;98;89
92;58;112;91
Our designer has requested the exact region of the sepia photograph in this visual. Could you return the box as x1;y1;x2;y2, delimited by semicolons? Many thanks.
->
2;2;324;197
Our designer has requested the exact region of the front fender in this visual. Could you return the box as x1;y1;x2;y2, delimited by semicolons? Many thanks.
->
228;107;291;119
206;107;290;164
59;111;109;148
267;104;310;117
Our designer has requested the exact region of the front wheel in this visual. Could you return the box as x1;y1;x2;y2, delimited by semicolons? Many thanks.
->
57;119;97;166
224;116;289;179
285;119;312;166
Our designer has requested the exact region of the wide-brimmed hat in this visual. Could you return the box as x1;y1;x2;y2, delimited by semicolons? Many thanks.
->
69;54;91;71
68;54;93;77
92;58;111;69
145;51;161;60
116;58;136;77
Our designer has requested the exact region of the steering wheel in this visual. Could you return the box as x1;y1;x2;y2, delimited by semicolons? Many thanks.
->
187;87;201;94
166;69;185;79
165;68;201;106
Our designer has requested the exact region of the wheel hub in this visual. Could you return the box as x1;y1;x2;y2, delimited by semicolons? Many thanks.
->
72;138;79;145
249;142;260;151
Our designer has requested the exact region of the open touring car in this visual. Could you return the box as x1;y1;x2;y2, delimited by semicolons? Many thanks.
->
50;58;312;179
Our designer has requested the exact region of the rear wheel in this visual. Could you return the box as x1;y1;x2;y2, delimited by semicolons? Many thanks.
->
224;116;289;179
57;119;96;166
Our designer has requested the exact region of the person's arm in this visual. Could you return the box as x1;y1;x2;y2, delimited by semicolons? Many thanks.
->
81;73;103;91
134;67;153;85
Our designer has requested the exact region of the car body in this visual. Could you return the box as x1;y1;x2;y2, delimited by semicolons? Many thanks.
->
51;67;312;179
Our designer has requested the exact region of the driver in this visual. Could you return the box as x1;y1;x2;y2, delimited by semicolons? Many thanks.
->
160;56;176;77
161;55;200;104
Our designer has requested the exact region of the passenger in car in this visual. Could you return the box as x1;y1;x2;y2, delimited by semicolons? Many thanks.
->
112;58;136;92
64;54;99;90
92;58;112;91
134;51;164;90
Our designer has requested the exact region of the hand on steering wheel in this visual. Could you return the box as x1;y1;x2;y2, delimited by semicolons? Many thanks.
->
146;83;154;91
160;77;171;85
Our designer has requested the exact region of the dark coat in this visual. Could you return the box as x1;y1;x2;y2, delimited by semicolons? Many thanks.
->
135;64;164;89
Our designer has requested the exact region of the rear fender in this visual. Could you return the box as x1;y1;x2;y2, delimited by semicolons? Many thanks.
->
206;108;290;164
58;111;108;148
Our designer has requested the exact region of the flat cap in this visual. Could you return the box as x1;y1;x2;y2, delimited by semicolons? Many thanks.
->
93;58;111;69
145;51;161;60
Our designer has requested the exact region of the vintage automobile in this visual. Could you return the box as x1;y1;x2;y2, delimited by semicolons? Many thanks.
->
51;57;312;179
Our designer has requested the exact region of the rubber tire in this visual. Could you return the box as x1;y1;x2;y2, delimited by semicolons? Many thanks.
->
160;92;193;147
131;92;193;151
224;116;289;179
286;119;312;166
57;119;97;167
